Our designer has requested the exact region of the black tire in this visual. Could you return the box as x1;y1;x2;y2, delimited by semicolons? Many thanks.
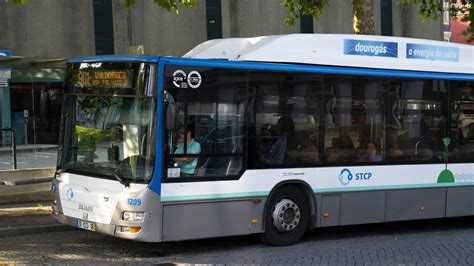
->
261;185;310;246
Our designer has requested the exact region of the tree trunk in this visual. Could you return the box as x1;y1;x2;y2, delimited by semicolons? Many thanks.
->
353;0;376;35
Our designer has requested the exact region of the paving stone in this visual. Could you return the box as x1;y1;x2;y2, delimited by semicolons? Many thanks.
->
0;216;474;264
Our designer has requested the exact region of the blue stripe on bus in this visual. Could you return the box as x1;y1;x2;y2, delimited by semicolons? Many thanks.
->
67;55;160;63
160;182;474;202
160;57;474;80
148;58;166;196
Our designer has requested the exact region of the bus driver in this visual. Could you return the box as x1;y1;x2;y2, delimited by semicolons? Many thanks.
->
174;125;201;176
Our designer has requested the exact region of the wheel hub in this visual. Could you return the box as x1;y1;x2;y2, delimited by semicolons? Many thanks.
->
272;198;301;232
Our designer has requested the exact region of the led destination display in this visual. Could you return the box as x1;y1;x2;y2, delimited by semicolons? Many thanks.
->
75;70;134;88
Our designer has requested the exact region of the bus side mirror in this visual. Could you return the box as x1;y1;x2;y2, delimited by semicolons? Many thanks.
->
164;90;178;131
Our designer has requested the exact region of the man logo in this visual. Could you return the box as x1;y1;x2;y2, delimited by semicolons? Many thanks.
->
338;168;353;186
66;188;74;200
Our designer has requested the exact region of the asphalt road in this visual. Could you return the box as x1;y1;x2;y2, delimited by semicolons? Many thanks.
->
1;215;474;264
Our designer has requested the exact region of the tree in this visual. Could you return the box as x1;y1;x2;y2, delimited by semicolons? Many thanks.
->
8;0;197;14
122;0;196;14
282;0;473;42
401;0;473;42
9;0;472;42
283;0;377;34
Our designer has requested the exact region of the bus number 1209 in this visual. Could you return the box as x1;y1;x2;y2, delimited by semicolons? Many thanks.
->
127;198;142;206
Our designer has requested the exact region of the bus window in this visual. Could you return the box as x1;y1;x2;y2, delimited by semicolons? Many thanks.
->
248;72;322;168
58;62;157;184
164;67;248;180
388;79;447;163
323;77;386;165
449;81;474;162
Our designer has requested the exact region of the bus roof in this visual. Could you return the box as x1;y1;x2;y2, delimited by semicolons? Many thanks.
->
183;34;474;75
67;55;159;64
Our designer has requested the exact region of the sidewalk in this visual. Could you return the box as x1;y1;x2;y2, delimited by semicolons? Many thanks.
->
0;202;73;238
0;144;58;153
0;144;57;171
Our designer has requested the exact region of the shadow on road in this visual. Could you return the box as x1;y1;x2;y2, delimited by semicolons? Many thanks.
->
110;215;474;258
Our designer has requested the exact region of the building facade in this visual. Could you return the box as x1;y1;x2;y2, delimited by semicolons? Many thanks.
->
0;0;444;170
1;0;444;57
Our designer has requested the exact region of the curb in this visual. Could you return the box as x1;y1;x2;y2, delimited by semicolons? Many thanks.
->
0;191;53;205
0;224;76;238
0;146;58;155
0;206;53;216
0;205;76;238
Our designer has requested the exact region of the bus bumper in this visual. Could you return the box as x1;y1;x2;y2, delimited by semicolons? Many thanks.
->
52;208;162;242
51;177;162;243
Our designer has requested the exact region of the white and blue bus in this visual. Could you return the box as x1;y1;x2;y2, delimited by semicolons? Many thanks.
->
52;34;474;246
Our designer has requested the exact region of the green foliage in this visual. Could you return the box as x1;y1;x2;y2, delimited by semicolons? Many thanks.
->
122;0;196;14
284;0;473;42
77;96;116;125
5;0;29;4
281;0;329;26
399;0;473;42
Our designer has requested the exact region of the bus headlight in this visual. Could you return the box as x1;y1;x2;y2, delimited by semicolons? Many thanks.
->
122;211;144;222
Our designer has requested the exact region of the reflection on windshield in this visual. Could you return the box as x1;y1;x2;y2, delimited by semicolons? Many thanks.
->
59;95;156;184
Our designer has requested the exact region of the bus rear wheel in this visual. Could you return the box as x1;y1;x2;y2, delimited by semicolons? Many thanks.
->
261;185;309;246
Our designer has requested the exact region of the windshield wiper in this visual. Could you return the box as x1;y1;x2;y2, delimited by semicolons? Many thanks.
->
113;171;130;188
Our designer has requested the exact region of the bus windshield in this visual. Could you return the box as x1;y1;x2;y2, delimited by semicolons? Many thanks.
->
58;62;157;184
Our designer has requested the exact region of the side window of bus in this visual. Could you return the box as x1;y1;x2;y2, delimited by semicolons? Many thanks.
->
323;76;386;165
449;81;474;163
164;67;248;180
248;72;322;169
388;79;447;163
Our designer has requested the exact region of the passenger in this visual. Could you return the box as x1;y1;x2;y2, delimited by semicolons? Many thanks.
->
327;137;348;164
339;132;354;149
466;123;474;142
174;125;201;176
390;133;403;158
258;125;287;165
300;133;320;163
359;142;382;162
355;133;368;158
277;113;295;150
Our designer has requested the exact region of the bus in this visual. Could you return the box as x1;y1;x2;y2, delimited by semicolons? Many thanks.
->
52;34;474;246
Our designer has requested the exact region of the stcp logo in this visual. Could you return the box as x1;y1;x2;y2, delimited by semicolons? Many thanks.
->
66;188;74;200
338;168;373;186
338;168;353;186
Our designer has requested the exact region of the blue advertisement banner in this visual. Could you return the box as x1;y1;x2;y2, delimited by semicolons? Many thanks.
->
0;50;11;57
344;39;398;58
406;43;459;62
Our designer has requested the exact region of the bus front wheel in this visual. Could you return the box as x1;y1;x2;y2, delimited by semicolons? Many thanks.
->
261;185;309;246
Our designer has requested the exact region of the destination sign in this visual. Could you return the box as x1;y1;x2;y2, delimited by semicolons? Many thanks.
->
75;70;134;88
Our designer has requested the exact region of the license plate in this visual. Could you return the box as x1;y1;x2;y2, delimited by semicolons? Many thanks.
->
76;219;96;231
